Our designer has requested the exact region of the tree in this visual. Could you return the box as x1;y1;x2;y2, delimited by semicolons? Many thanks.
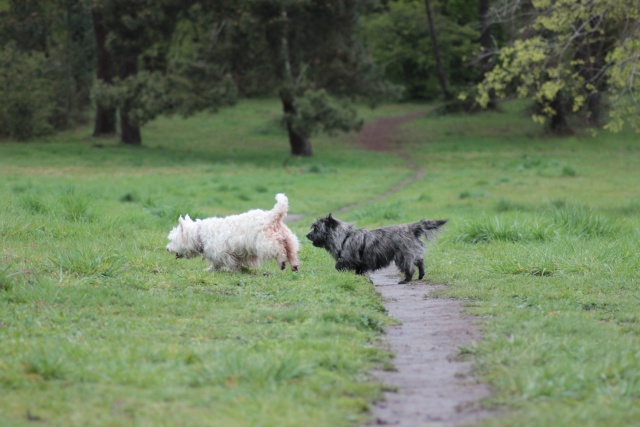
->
0;0;95;133
92;0;180;145
0;43;55;140
197;0;396;156
476;0;640;134
1;0;50;53
90;0;238;145
478;0;497;109
91;7;116;136
361;0;480;101
423;0;452;101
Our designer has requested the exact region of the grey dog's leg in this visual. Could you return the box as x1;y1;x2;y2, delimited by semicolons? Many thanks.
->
395;254;415;285
398;259;415;284
416;259;425;280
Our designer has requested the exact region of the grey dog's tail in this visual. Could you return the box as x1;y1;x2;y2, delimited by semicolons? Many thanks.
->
412;219;447;240
270;193;289;222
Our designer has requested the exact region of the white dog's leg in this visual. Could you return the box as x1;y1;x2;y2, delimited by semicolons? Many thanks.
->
284;232;300;272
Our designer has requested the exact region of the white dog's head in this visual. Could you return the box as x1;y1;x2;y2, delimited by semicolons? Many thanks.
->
166;214;202;259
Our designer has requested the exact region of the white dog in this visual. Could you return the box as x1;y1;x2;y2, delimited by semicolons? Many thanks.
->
166;193;300;272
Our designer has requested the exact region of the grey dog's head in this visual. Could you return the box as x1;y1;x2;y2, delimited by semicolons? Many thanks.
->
306;214;350;249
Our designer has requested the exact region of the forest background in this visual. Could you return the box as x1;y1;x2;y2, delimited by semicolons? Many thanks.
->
1;0;639;151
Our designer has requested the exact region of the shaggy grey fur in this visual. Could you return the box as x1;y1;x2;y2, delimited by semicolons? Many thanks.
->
306;214;447;284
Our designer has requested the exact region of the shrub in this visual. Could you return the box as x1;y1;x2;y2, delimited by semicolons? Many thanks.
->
0;43;55;140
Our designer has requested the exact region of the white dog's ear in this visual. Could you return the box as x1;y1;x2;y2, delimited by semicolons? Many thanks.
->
185;214;192;221
179;216;188;234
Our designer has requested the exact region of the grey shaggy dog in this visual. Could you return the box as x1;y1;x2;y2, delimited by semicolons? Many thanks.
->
306;214;447;284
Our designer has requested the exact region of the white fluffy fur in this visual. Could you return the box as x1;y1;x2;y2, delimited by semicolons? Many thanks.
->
166;193;300;272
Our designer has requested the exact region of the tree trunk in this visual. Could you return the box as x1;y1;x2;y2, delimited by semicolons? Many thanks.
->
118;54;141;145
549;97;573;135
478;0;491;53
479;0;497;109
280;90;312;157
120;110;141;145
586;92;602;127
276;9;311;156
577;27;606;128
91;8;116;136
423;0;452;101
287;121;313;157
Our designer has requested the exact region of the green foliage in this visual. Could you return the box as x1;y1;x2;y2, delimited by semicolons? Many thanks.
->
0;43;54;140
476;0;640;132
606;37;640;132
0;0;95;132
288;89;363;138
0;0;48;52
92;69;237;127
362;0;480;100
192;0;397;149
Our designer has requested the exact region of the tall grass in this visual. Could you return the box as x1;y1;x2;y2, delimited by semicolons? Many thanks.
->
453;215;554;243
453;204;618;244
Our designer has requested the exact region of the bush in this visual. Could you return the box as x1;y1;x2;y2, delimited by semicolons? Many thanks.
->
362;0;480;101
0;43;55;140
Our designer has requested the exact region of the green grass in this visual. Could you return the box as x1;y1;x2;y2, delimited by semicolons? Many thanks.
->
2;98;640;426
336;100;640;426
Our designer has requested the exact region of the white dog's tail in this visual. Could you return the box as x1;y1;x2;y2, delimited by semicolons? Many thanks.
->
271;193;289;221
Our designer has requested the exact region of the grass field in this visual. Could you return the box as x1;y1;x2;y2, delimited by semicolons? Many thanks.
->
1;98;639;426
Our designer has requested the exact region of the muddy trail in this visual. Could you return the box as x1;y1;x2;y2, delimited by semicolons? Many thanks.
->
288;112;492;426
339;112;425;213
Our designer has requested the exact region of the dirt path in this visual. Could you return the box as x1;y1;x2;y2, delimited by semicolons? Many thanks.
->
288;112;492;425
352;113;492;426
338;113;425;213
364;267;491;426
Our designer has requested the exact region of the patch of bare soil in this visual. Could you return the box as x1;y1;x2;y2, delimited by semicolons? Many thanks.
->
353;112;425;152
364;267;491;427
338;113;425;213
